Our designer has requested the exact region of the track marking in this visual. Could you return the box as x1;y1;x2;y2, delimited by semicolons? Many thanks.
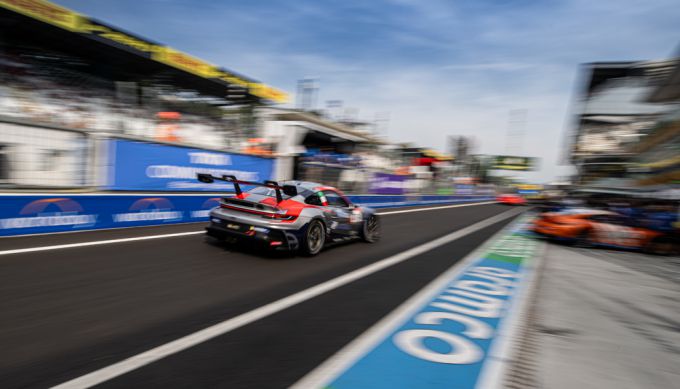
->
293;214;540;389
377;201;496;215
0;232;204;256
475;237;545;389
0;202;497;256
52;207;523;389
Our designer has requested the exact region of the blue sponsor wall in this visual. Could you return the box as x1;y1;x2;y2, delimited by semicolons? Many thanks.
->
106;139;275;191
0;195;221;237
0;194;493;237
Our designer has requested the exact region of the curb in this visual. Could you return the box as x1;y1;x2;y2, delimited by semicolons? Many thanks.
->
477;220;546;389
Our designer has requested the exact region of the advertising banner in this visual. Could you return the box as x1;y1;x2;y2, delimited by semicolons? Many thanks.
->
0;194;494;237
0;1;288;103
368;173;408;195
0;0;82;31
490;155;537;171
453;184;475;195
77;18;158;58
152;46;218;79
106;139;275;191
248;82;289;103
0;195;222;237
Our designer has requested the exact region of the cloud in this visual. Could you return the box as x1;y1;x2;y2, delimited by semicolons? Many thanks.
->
440;63;534;71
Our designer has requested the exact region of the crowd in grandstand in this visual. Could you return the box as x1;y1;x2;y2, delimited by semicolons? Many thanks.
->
0;51;229;149
0;48;458;192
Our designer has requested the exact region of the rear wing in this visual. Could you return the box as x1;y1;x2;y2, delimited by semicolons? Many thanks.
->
197;173;297;203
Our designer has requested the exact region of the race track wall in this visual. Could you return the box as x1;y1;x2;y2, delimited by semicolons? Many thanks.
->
0;194;494;237
105;138;276;191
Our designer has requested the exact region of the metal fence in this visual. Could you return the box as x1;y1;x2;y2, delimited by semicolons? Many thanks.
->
0;117;92;188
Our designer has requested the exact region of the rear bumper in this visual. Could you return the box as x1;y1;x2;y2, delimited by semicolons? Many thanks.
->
206;220;301;250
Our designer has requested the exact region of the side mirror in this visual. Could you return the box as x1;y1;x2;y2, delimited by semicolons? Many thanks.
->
282;185;298;197
197;173;214;183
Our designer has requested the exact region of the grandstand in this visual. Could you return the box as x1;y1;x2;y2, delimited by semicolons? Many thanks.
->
0;0;287;150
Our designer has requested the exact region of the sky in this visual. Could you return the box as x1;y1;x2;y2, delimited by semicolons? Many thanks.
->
58;0;680;183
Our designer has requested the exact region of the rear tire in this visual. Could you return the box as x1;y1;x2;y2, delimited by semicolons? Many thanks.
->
644;237;677;256
302;220;325;256
361;214;381;243
573;230;592;248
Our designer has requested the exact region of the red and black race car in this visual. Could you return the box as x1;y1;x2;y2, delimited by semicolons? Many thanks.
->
197;174;381;255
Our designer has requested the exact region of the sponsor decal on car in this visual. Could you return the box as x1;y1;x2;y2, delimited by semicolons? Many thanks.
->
350;208;363;223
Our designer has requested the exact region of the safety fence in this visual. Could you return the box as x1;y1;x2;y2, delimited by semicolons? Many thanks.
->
0;117;92;187
0;193;494;237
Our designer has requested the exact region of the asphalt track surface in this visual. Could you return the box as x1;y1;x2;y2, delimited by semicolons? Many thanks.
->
0;202;521;388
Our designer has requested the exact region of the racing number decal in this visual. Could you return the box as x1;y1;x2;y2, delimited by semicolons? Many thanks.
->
349;208;363;223
592;223;639;247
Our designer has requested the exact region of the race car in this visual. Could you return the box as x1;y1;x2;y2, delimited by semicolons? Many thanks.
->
496;193;527;205
197;173;381;255
531;209;677;255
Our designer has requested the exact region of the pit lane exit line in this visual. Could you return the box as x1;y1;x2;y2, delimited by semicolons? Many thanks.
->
0;201;497;256
293;214;541;389
377;201;496;215
0;231;205;256
52;207;523;389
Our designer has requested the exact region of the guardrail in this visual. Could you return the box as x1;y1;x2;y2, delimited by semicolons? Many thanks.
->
0;193;495;237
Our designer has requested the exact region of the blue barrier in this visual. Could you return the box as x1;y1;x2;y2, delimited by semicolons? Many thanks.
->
0;194;494;237
105;139;275;191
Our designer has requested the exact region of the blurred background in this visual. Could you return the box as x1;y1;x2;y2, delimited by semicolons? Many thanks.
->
0;0;678;203
1;1;680;389
0;1;678;261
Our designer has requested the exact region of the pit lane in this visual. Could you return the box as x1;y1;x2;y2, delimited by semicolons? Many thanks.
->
0;202;520;388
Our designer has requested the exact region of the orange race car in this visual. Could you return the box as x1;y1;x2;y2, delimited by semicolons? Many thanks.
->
531;209;677;255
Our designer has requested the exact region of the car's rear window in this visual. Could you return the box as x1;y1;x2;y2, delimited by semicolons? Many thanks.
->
246;185;314;200
247;186;292;199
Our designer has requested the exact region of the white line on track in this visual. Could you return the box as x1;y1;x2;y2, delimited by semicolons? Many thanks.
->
52;207;523;389
0;232;204;256
377;201;496;215
292;213;535;388
0;201;497;257
475;236;545;389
